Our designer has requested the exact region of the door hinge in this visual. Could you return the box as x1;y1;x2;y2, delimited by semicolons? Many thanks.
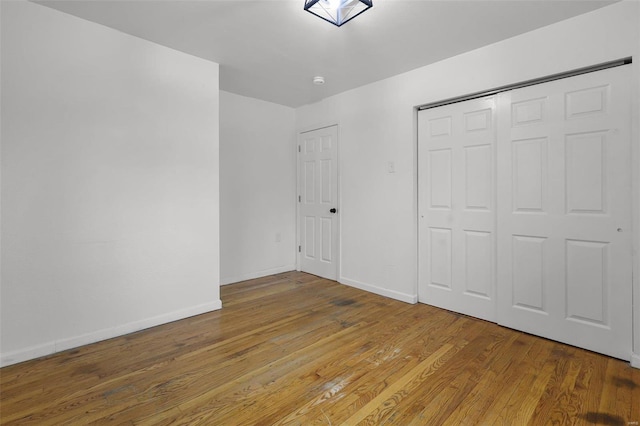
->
298;145;301;152
298;245;301;253
298;195;301;202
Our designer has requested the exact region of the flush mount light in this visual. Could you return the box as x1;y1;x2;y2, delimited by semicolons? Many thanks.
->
304;0;373;27
313;76;325;85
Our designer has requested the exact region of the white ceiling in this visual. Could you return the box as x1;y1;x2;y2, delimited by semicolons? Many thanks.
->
36;0;616;108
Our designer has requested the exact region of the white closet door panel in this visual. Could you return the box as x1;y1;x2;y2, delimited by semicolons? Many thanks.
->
497;66;632;360
418;96;497;322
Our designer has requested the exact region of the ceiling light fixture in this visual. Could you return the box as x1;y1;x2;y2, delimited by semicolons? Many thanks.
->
304;0;373;27
313;76;325;85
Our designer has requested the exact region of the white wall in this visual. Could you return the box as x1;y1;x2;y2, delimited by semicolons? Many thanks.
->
296;0;640;352
220;91;296;284
634;0;640;368
0;1;221;366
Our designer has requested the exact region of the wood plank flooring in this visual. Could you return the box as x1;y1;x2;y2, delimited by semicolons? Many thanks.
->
1;271;638;425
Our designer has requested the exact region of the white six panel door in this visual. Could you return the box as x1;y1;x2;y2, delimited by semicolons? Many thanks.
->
496;66;632;360
418;96;497;322
298;126;338;280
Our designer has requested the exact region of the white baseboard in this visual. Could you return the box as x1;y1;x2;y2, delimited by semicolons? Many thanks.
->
0;341;58;368
0;300;222;368
220;265;296;286
631;352;640;369
339;277;418;304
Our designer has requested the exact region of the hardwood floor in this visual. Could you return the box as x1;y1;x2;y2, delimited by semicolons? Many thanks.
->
1;271;638;425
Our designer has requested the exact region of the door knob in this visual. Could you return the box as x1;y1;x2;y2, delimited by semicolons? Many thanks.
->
330;208;337;214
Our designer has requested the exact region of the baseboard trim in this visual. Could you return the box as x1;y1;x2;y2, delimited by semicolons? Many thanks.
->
220;265;296;286
631;352;640;369
0;300;222;368
339;277;418;304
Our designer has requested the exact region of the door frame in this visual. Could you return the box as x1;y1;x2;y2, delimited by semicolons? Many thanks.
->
295;123;341;280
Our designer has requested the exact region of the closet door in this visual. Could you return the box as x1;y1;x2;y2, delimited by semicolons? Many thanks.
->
418;96;497;322
496;66;632;360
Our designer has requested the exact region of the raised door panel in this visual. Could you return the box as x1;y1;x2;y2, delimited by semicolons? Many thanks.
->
320;159;332;204
304;160;315;203
429;228;452;290
512;138;547;213
428;149;452;209
304;216;315;259
321;217;333;263
511;235;546;313
464;145;492;211
429;116;452;138
565;85;608;119
463;230;492;298
565;239;608;326
565;132;606;215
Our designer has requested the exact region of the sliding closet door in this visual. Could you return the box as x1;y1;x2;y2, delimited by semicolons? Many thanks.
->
418;96;497;322
496;66;632;360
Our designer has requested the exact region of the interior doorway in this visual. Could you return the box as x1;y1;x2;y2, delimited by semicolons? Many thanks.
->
297;125;339;280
